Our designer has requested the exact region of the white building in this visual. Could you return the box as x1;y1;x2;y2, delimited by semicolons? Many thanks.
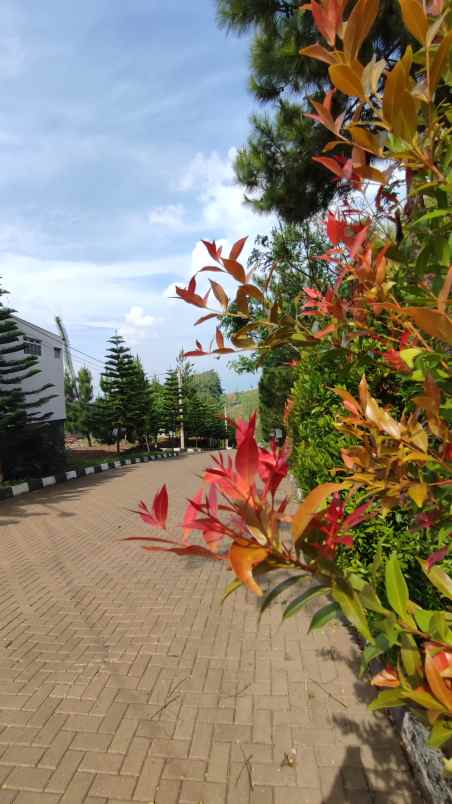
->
14;317;66;423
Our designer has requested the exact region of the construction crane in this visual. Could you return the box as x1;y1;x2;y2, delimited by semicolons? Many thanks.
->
55;315;80;400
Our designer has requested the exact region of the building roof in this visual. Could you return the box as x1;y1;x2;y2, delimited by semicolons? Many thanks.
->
13;317;63;344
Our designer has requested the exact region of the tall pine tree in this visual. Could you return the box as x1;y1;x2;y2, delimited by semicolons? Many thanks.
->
0;284;54;479
100;334;137;455
216;0;409;223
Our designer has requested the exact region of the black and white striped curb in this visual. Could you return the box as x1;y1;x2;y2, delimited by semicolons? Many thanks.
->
0;451;180;503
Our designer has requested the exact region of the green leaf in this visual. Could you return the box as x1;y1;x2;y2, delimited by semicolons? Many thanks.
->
385;553;413;623
332;579;374;643
283;584;329;620
222;576;244;603
402;689;446;712
414;607;434;632
400;632;422;679
400;347;424;368
360;633;391;675
413;208;452;225
308;602;341;632
428;719;452;749
430;611;452;645
369;689;405;711
371;541;383;587
357;582;390;615
418;559;452;600
260;575;306;618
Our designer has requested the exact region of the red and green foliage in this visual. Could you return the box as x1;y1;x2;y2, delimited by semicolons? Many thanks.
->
128;0;452;764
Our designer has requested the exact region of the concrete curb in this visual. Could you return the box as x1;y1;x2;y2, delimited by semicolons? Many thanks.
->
0;451;180;503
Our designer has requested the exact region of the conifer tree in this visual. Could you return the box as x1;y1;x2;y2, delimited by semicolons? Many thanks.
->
216;0;409;223
101;334;137;455
147;377;165;448
65;367;94;445
0;284;54;478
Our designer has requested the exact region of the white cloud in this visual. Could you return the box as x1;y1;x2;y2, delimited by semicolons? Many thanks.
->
118;305;156;346
148;148;275;243
148;204;186;230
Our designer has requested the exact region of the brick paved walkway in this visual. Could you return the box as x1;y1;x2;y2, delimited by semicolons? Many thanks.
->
0;454;421;804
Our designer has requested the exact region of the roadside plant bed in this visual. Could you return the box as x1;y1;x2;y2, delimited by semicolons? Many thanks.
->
0;450;179;502
125;0;452;788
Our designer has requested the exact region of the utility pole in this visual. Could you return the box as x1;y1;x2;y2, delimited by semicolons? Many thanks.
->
224;402;228;449
177;368;185;451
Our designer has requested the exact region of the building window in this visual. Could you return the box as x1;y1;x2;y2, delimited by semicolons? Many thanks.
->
23;337;41;356
54;347;62;358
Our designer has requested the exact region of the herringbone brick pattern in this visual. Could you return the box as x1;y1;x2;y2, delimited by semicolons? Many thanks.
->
0;455;421;803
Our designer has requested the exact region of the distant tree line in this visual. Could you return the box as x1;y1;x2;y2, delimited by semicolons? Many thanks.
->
65;334;232;454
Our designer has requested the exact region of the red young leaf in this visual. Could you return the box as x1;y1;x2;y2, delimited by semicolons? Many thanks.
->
215;328;225;350
195;313;219;326
153;485;168;529
229;236;248;261
221;258;246;283
235;430;259;488
175;286;207;308
202;240;220;262
188;276;197;294
426;546;450;570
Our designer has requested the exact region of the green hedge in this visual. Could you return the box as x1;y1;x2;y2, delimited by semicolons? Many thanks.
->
290;349;450;611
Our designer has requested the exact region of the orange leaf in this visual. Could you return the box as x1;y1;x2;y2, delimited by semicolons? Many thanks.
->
430;30;452;94
210;280;229;308
343;0;379;61
404;307;452;346
229;544;270;596
329;63;364;97
371;666;400;688
300;43;337;64
348;125;383;156
215;328;225;350
292;482;345;542
400;0;428;45
407;483;428;507
425;649;452;714
359;376;401;439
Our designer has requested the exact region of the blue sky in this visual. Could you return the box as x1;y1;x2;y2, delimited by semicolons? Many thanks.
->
1;0;274;390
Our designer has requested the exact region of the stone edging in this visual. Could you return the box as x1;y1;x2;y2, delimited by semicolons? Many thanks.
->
0;451;181;503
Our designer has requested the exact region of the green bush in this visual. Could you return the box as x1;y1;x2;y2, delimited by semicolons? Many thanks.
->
290;349;451;611
290;348;357;494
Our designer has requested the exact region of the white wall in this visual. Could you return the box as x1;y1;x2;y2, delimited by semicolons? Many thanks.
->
14;318;66;421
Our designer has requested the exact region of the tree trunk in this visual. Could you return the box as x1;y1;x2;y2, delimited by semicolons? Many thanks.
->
116;435;120;456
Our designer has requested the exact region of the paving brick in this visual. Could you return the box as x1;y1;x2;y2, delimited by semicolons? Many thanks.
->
3;765;52;791
14;794;60;804
190;721;213;760
0;745;44;766
80;751;123;774
133;756;164;801
108;717;137;754
179;780;226;803
71;732;112;753
60;771;95;803
151;738;189;758
46;749;83;792
206;741;230;783
89;773;135;799
162;757;207;780
120;736;150;776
